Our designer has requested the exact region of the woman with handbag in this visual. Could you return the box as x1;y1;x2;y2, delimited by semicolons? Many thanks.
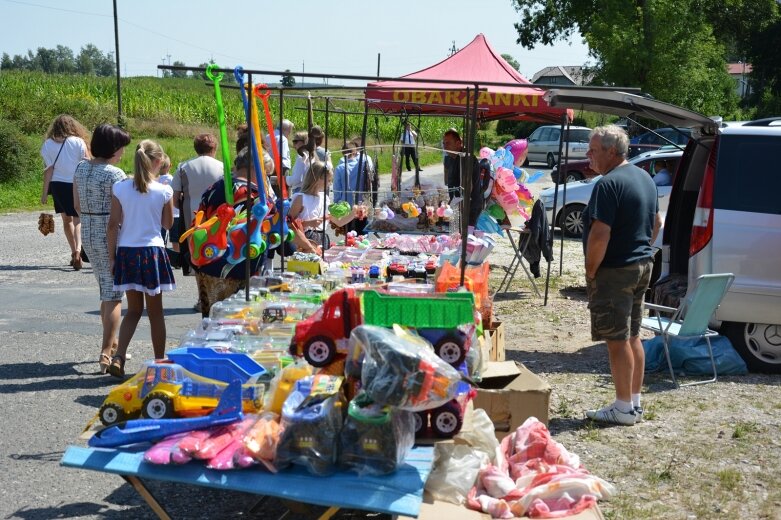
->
73;124;131;374
40;114;91;270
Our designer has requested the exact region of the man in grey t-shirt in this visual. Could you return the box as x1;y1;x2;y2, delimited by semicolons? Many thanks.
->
583;125;661;426
172;134;224;226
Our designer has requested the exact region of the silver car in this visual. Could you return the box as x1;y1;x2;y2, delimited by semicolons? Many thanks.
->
526;125;591;168
539;149;682;241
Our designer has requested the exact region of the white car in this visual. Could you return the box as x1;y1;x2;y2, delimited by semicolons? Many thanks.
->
539;149;682;242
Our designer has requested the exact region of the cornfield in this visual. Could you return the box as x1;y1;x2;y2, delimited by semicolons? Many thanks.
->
0;71;461;146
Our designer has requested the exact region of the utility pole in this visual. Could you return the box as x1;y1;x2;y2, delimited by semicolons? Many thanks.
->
448;40;458;56
302;60;304;86
112;0;123;126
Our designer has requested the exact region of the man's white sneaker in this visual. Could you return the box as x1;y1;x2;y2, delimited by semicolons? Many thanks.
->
585;404;636;426
634;406;644;422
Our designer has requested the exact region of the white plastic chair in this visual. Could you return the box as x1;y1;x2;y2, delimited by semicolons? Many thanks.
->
641;273;735;387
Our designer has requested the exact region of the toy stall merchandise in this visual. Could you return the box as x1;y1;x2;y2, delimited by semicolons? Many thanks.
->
339;392;415;475
274;374;346;476
357;188;459;235
94;361;264;427
290;288;478;368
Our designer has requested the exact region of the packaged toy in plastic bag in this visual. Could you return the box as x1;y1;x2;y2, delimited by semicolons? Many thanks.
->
339;392;415;475
275;375;346;476
264;358;313;415
350;325;462;411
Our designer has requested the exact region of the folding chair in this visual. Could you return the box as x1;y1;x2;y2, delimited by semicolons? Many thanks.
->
641;273;735;388
494;227;541;298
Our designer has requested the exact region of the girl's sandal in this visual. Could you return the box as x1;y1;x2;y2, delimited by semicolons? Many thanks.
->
73;253;83;271
108;355;125;378
99;352;112;374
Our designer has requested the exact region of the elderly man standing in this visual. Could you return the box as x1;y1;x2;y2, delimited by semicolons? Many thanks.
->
583;125;662;426
172;133;223;279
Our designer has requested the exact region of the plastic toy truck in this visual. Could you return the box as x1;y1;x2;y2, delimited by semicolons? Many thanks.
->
165;346;268;384
291;288;476;367
97;361;264;426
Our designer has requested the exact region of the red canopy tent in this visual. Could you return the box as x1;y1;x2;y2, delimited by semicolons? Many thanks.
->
366;34;572;122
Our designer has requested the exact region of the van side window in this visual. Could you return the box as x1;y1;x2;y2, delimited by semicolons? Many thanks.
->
714;135;781;215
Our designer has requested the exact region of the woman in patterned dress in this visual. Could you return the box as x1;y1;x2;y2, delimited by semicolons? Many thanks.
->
73;124;130;374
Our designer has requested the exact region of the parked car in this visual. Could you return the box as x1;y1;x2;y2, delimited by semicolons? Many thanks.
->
631;127;692;146
540;149;682;238
551;144;665;183
545;88;781;373
526;125;591;168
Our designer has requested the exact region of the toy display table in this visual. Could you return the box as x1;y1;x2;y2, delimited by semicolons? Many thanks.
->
61;444;434;519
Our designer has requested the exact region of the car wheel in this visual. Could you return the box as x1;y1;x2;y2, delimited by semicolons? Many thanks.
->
560;204;586;238
413;412;427;434
99;403;126;426
434;333;465;366
303;336;336;367
546;153;556;169
565;171;583;183
431;402;463;438
142;393;175;419
723;322;781;373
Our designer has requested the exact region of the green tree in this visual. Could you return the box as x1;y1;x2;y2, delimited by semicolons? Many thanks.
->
1;53;12;70
510;0;764;115
501;53;521;72
171;60;188;79
281;69;296;87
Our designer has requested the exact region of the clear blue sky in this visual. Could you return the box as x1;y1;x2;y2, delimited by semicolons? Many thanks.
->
0;0;591;83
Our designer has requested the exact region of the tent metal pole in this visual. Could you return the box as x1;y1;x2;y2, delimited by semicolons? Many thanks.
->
559;120;572;276
245;72;255;301
322;98;330;258
278;89;286;275
460;85;479;287
544;113;568;306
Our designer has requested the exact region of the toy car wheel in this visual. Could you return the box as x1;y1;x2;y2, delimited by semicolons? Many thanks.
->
413;412;427;434
98;403;126;426
431;403;463;438
435;334;466;366
304;336;336;367
142;393;175;420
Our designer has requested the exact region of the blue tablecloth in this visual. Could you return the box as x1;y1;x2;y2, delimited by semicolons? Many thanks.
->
61;444;434;517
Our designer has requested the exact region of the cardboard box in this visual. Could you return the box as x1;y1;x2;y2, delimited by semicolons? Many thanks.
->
484;321;505;361
473;361;551;438
285;259;324;276
395;492;604;520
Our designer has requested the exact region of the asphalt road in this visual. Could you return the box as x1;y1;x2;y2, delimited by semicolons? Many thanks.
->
0;162;553;519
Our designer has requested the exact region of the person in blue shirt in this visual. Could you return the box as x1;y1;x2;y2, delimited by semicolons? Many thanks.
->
652;159;672;186
333;142;360;206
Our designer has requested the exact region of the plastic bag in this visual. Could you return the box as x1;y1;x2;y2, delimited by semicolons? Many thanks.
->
242;411;281;473
351;325;461;411
264;357;313;414
143;432;192;465
455;407;501;464
425;443;489;505
275;375;346;476
339;392;415;475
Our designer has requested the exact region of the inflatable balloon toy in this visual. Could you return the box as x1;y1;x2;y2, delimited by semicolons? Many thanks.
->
479;147;494;159
486;203;506;221
204;64;234;205
179;203;236;267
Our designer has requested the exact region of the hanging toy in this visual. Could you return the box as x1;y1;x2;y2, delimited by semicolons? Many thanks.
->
354;203;368;220
443;204;454;220
436;202;447;219
486;203;506;220
224;202;268;264
426;205;436;226
180;203;236;267
267;199;294;249
401;201;420;218
385;206;395;220
204;64;234;205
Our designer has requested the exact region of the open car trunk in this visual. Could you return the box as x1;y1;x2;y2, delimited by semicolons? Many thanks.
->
544;89;719;303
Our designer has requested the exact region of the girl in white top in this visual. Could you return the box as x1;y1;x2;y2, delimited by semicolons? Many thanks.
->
40;114;90;269
107;140;175;376
289;161;354;252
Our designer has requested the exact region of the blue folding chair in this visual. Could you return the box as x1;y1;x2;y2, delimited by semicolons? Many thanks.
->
641;273;735;387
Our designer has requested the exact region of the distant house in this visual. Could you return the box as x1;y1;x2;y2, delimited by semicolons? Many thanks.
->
727;62;752;98
531;66;592;86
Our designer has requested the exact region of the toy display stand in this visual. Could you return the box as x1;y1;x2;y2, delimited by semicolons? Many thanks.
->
60;444;434;519
341;187;461;236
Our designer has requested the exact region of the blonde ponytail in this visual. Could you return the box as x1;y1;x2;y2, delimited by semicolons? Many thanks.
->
134;139;164;193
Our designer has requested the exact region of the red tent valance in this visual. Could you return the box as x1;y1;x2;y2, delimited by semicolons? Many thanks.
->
366;34;572;122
